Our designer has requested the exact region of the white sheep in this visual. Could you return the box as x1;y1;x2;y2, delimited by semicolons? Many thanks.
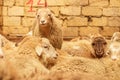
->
107;32;120;60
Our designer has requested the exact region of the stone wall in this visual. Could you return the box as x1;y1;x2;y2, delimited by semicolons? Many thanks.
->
1;0;120;39
0;0;3;31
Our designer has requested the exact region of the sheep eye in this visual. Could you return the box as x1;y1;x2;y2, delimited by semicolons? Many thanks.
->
103;42;107;45
48;13;51;16
37;15;40;18
92;43;95;46
43;45;49;49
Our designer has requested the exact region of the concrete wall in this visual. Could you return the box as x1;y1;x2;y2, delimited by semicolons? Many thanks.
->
1;0;120;38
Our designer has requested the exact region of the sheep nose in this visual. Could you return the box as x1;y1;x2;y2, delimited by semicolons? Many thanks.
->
0;54;4;58
40;20;46;24
111;56;117;61
53;54;58;59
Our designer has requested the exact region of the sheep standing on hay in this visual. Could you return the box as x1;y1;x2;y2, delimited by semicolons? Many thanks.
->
31;8;63;49
107;32;120;60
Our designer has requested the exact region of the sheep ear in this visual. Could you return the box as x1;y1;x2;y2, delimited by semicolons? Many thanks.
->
35;45;43;56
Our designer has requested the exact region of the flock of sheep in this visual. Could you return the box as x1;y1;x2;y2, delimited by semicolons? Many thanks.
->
0;8;120;80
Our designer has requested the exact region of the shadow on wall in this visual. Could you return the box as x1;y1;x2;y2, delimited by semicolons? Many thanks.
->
0;0;3;33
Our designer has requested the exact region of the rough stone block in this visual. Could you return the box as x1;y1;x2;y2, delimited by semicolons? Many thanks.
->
79;27;100;36
110;0;120;7
9;27;29;34
49;7;60;16
3;17;21;26
4;0;14;6
100;27;119;36
103;8;120;16
67;17;88;26
89;0;109;7
22;17;34;27
108;17;120;26
65;0;88;6
89;17;107;26
63;27;78;37
47;0;65;6
60;6;81;16
2;7;7;16
16;0;24;6
8;6;24;16
82;7;102;16
2;27;10;34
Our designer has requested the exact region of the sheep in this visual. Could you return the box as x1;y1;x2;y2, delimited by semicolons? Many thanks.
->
31;8;63;49
17;36;58;68
49;54;120;80
3;36;58;79
0;58;23;80
34;71;108;80
51;56;106;74
107;32;120;60
62;34;108;58
62;39;94;58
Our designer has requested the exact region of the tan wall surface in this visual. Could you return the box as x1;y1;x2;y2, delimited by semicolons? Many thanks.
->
1;0;120;38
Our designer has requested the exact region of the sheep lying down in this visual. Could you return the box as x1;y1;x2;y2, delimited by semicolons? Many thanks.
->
62;34;108;58
1;36;58;79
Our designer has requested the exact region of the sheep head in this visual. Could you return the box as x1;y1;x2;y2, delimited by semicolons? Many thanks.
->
107;32;120;60
107;42;120;60
34;8;54;36
111;32;120;42
35;38;58;68
91;36;107;58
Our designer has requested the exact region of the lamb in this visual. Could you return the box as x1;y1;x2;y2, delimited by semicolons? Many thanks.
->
107;32;120;60
31;8;63;49
62;34;108;58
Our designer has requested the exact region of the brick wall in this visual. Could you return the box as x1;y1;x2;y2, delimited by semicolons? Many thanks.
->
1;0;120;39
